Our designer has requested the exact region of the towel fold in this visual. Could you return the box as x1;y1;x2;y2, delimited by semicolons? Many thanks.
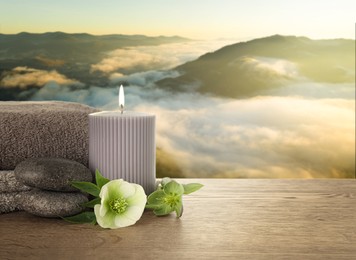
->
0;101;99;170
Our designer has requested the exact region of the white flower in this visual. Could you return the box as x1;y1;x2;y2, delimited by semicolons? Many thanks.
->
94;179;147;229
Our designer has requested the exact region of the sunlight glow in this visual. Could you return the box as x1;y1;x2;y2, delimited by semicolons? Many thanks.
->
0;0;354;39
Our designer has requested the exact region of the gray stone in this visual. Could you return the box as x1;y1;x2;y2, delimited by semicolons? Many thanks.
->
14;158;93;192
0;192;23;214
20;189;88;218
0;171;31;193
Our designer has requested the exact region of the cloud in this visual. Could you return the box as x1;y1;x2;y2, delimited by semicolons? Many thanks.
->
28;68;181;108
22;37;354;179
30;82;117;108
91;48;155;73
28;68;355;179
91;40;235;74
0;66;81;89
110;70;180;86
263;82;355;99
133;92;355;178
235;56;299;78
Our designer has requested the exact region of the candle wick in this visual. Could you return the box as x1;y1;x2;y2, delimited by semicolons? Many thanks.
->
120;104;124;114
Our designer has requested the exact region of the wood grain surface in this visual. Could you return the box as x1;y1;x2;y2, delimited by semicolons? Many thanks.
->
1;179;355;260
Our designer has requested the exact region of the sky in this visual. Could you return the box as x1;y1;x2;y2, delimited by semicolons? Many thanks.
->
0;0;355;39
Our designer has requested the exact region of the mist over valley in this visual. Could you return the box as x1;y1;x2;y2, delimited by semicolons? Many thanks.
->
0;33;354;178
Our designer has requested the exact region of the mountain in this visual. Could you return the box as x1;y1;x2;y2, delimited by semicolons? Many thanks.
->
0;32;190;100
0;31;189;75
0;32;188;61
157;35;355;98
1;33;354;101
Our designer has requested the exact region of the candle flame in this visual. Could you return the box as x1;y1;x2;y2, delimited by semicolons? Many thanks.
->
119;85;125;114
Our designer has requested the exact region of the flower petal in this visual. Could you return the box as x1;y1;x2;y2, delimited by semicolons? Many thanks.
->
161;177;172;187
147;190;165;207
99;202;108;217
99;184;109;200
153;204;174;216
127;184;147;207
164;180;184;196
104;179;124;199
114;214;136;228
95;204;116;229
123;205;145;221
117;181;136;198
175;200;183;218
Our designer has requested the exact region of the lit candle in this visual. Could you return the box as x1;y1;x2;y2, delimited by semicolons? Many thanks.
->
119;85;124;114
89;85;156;194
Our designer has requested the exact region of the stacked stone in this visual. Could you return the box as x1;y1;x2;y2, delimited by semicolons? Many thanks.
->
0;158;92;217
0;171;31;213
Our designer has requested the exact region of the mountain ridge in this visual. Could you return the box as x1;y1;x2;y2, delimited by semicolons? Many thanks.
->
1;33;354;100
157;35;354;98
0;32;192;97
0;32;190;60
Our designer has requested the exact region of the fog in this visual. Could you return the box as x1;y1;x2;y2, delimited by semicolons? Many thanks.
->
91;40;235;74
2;40;354;178
0;67;81;89
128;87;355;178
28;79;355;178
235;56;299;78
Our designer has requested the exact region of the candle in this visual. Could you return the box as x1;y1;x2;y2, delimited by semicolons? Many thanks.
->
89;85;156;194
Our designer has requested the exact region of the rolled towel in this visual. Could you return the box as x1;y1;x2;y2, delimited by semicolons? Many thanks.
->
0;171;31;193
0;101;100;170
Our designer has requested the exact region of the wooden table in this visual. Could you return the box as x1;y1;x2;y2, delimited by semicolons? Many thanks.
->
1;179;355;259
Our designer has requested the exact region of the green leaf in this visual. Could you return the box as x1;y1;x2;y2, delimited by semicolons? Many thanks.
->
95;169;110;189
63;211;97;224
164;180;184;196
183;183;204;195
82;197;101;208
71;181;100;197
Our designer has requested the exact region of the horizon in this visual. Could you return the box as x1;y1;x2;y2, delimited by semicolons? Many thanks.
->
0;0;355;40
1;31;354;42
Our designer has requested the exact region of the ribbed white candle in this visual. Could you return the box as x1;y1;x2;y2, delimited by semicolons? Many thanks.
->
89;111;156;194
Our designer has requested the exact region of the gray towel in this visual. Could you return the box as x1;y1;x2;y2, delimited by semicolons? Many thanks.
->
0;101;100;170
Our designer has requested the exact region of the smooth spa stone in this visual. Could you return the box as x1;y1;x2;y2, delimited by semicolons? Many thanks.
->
0;171;31;193
20;189;88;218
14;158;93;192
0;192;23;214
